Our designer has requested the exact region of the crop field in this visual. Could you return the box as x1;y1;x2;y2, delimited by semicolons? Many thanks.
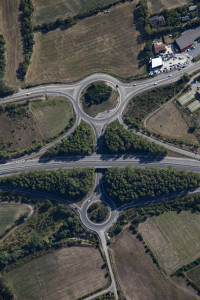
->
0;203;29;235
32;0;116;25
26;2;146;85
110;229;198;300
145;102;198;145
0;97;74;152
147;0;193;13
4;246;109;300
139;211;200;275
187;265;200;287
0;0;23;86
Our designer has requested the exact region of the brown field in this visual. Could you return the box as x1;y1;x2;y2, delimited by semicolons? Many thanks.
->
148;0;193;13
0;0;23;87
26;2;146;85
4;246;109;300
145;102;198;145
139;211;200;275
110;229;199;300
187;265;200;287
0;97;74;151
32;0;115;25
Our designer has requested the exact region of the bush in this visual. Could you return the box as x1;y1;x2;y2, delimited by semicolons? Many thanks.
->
84;82;112;106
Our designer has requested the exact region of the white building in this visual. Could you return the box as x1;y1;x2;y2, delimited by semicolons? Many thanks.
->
151;57;163;69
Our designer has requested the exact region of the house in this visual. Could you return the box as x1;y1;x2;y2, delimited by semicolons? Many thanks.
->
189;5;197;12
175;27;200;51
151;57;163;69
153;43;166;55
181;16;190;22
150;15;166;27
196;90;200;99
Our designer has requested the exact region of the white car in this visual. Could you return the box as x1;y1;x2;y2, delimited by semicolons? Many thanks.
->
154;82;158;85
87;199;91;203
168;74;172;77
133;83;137;86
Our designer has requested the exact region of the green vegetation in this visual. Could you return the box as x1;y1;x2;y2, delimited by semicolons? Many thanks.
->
1;168;95;202
0;35;14;97
187;265;200;292
124;75;190;129
103;122;168;156
88;202;109;224
34;0;132;33
103;166;200;206
0;277;14;300
18;0;34;80
0;203;29;235
46;121;95;156
84;82;112;106
94;292;115;299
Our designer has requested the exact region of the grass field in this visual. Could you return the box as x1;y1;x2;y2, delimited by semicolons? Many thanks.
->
32;0;116;25
0;0;23;86
4;246;109;300
187;265;200;288
0;96;74;151
111;229;198;300
145;102;198;145
26;2;146;85
147;0;193;13
0;203;29;235
139;211;200;275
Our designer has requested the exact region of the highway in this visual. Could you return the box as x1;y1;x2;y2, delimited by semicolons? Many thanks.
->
1;60;200;299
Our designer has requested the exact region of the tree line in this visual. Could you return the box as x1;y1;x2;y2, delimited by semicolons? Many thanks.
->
34;0;133;34
103;122;168;156
46;121;95;157
0;35;15;98
124;74;190;129
0;277;14;300
18;0;34;80
103;166;200;206
1;167;95;202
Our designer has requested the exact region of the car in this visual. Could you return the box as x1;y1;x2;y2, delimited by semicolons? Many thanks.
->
154;82;158;85
168;74;172;77
116;85;118;88
133;83;137;86
87;199;91;203
26;92;31;96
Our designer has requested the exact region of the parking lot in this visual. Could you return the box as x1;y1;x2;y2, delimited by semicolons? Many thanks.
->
150;44;189;76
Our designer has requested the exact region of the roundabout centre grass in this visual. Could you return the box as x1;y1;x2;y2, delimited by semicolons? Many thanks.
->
88;202;110;224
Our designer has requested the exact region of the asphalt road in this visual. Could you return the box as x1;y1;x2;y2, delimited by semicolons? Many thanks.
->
2;60;200;300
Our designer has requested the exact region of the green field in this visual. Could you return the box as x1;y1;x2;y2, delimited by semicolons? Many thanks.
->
4;246;109;300
31;97;74;139
0;203;29;235
33;0;116;25
147;0;193;13
187;265;200;287
139;211;200;275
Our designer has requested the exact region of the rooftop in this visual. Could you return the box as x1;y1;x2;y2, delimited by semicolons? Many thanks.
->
176;27;200;50
189;5;197;12
154;43;166;54
150;15;165;22
151;57;163;69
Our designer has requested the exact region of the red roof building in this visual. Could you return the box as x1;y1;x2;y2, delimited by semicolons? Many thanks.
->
153;43;166;55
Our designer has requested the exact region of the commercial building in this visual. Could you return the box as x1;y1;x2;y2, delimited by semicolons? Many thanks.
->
175;27;200;51
153;43;166;55
151;57;163;69
188;100;200;113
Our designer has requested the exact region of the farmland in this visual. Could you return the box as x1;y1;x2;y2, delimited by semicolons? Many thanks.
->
32;0;116;25
0;0;23;86
145;102;198;145
0;202;29;235
26;2;146;85
138;211;200;275
0;96;74;156
3;246;109;300
147;0;193;13
110;229;198;300
187;265;200;288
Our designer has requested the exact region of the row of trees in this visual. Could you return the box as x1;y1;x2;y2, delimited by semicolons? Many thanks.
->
103;166;200;206
34;0;132;34
103;122;168;156
0;278;14;300
46;121;95;157
84;82;112;106
18;0;34;80
1;167;95;201
124;74;190;129
0;35;14;98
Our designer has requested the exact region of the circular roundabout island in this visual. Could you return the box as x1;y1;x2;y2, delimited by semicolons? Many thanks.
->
81;81;119;118
87;201;110;224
